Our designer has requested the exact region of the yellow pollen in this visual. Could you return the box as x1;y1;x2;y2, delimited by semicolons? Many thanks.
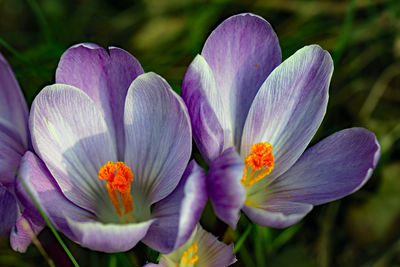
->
241;142;274;187
179;242;199;266
98;161;134;216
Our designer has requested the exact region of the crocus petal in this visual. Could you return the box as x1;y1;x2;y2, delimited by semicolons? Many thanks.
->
30;84;117;215
0;183;18;237
0;53;29;185
194;226;236;267
266;128;380;205
181;55;225;163
142;160;207;253
202;13;282;146
158;225;236;267
242;200;313;228
10;211;44;253
0;121;26;185
124;72;192;204
56;43;144;158
241;45;333;180
208;147;245;229
0;53;29;148
16;151;94;240
66;218;153;253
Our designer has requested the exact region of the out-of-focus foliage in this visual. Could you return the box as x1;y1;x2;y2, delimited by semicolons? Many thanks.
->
0;0;399;266
348;163;400;245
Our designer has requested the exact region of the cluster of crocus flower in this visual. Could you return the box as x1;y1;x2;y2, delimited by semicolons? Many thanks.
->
0;13;380;266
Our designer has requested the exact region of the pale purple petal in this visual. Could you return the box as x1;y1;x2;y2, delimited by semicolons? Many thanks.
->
56;43;144;158
267;128;380;205
16;151;94;241
159;225;236;267
242;200;313;228
66;218;153;253
30;84;117;215
55;43;109;105
208;147;245;229
0;54;29;185
181;55;225;163
202;13;282;146
124;72;192;204
0;121;26;185
106;47;144;158
0;53;29;149
142;160;207;253
195;226;236;267
0;183;18;237
241;45;333;181
10;211;44;253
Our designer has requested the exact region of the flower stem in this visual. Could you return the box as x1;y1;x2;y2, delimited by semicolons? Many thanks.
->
233;223;253;253
17;172;79;267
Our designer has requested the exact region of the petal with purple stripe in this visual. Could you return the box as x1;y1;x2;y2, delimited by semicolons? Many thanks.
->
0;53;29;149
181;55;225;162
241;45;333;181
207;147;245;229
266;128;380;205
10;211;44;253
0;121;26;185
124;72;192;204
0;183;18;237
202;13;282;146
142;160;207;253
16;151;94;240
30;84;117;215
56;43;144;158
158;225;236;267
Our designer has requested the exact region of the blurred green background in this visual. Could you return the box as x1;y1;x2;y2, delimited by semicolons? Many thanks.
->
1;0;400;266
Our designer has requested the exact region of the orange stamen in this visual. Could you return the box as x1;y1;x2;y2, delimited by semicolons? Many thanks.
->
241;142;274;187
179;242;199;266
98;161;134;216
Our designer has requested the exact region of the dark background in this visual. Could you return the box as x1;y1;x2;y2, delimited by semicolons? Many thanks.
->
1;0;399;266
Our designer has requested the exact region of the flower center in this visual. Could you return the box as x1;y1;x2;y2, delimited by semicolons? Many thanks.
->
98;161;134;216
179;242;199;266
241;142;274;187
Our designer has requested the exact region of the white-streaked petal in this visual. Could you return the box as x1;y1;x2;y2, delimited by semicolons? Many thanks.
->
241;45;333;181
202;13;282;147
30;84;117;215
16;151;95;241
56;44;144;158
124;72;192;204
266;128;380;205
66;218;154;253
159;225;236;267
181;55;226;162
142;160;207;253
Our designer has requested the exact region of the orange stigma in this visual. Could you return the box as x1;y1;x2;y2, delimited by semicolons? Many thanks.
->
98;161;134;216
241;142;274;187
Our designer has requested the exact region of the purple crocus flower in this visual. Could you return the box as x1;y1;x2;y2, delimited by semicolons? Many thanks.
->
18;43;207;253
182;13;380;229
144;224;236;267
0;53;44;252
